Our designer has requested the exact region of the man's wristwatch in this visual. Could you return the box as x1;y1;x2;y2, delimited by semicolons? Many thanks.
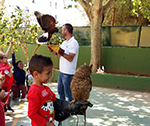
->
0;88;2;92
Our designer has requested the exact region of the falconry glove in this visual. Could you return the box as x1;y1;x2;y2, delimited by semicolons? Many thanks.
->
47;43;64;56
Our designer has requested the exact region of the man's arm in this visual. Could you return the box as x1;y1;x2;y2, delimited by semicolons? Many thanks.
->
62;53;75;62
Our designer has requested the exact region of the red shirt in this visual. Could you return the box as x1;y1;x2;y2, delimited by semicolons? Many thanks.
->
27;84;56;126
0;63;13;90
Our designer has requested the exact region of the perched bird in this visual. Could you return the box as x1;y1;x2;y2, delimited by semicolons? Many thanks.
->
70;64;93;125
70;64;93;102
34;11;58;43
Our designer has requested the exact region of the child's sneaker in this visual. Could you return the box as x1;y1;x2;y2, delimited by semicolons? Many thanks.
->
20;98;28;102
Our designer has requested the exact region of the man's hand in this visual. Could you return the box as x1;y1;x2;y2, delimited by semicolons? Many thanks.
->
58;48;64;56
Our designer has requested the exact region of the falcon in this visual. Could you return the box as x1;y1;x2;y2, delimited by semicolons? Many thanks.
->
34;11;58;43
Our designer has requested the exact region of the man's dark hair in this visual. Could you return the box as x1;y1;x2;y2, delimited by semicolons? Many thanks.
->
64;23;73;34
29;54;53;75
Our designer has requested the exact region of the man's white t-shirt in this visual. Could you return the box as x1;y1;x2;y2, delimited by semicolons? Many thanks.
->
59;36;79;75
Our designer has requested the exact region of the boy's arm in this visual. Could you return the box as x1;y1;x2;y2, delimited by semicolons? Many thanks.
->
0;72;5;99
12;50;16;67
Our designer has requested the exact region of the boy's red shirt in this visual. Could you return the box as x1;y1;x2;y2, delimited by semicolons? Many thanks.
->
0;63;13;89
27;84;56;126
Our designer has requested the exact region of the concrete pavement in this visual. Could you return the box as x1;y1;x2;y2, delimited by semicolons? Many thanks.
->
5;83;150;126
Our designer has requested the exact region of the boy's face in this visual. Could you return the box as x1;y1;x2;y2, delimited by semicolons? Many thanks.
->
17;62;24;70
37;65;52;84
0;55;8;63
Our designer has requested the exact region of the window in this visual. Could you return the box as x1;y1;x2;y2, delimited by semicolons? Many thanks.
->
55;15;57;20
55;2;57;9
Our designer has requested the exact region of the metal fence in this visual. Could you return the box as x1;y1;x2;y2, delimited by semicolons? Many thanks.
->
73;25;150;47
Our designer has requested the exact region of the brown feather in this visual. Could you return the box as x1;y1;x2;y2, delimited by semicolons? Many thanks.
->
70;64;92;102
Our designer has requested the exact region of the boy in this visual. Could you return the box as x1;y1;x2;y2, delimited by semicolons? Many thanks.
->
0;72;6;126
0;42;14;112
11;50;26;101
25;68;33;92
27;54;92;126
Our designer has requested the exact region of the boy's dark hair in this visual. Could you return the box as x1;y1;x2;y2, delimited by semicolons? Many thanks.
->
64;23;73;34
29;54;53;75
16;60;22;66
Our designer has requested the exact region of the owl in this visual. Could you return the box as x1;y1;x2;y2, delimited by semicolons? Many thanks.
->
70;64;93;103
34;11;58;42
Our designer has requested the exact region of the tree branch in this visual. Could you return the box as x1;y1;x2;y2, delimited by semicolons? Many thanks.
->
78;0;93;21
103;0;115;13
78;0;91;11
18;44;26;55
32;44;40;56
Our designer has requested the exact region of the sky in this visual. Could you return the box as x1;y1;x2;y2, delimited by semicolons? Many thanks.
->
3;0;89;26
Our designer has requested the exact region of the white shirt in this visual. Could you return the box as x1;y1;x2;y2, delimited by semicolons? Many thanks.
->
59;36;79;75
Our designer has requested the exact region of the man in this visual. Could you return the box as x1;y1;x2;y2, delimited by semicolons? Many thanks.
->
48;23;79;101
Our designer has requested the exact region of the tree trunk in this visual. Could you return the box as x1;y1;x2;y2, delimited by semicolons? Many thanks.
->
90;10;102;73
78;0;114;73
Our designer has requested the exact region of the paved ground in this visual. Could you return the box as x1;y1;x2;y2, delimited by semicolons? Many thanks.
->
5;83;150;126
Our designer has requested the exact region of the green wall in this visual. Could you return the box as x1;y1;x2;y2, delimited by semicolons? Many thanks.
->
5;45;150;76
51;69;150;92
101;47;150;76
4;45;150;92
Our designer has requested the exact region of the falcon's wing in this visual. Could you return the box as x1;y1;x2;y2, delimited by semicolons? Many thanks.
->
34;11;56;33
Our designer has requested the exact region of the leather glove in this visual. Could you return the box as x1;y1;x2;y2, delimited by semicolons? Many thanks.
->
46;42;60;53
54;98;93;122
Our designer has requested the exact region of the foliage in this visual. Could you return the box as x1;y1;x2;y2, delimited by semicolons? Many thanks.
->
103;0;150;25
0;6;41;48
67;0;150;26
131;0;150;21
50;27;65;46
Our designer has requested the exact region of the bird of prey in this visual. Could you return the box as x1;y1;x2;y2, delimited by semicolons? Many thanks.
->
34;11;58;43
70;64;93;103
70;64;93;125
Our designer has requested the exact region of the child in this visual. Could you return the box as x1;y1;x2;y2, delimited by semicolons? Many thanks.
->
0;42;14;112
27;54;92;126
0;72;6;126
25;68;33;92
11;50;26;101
